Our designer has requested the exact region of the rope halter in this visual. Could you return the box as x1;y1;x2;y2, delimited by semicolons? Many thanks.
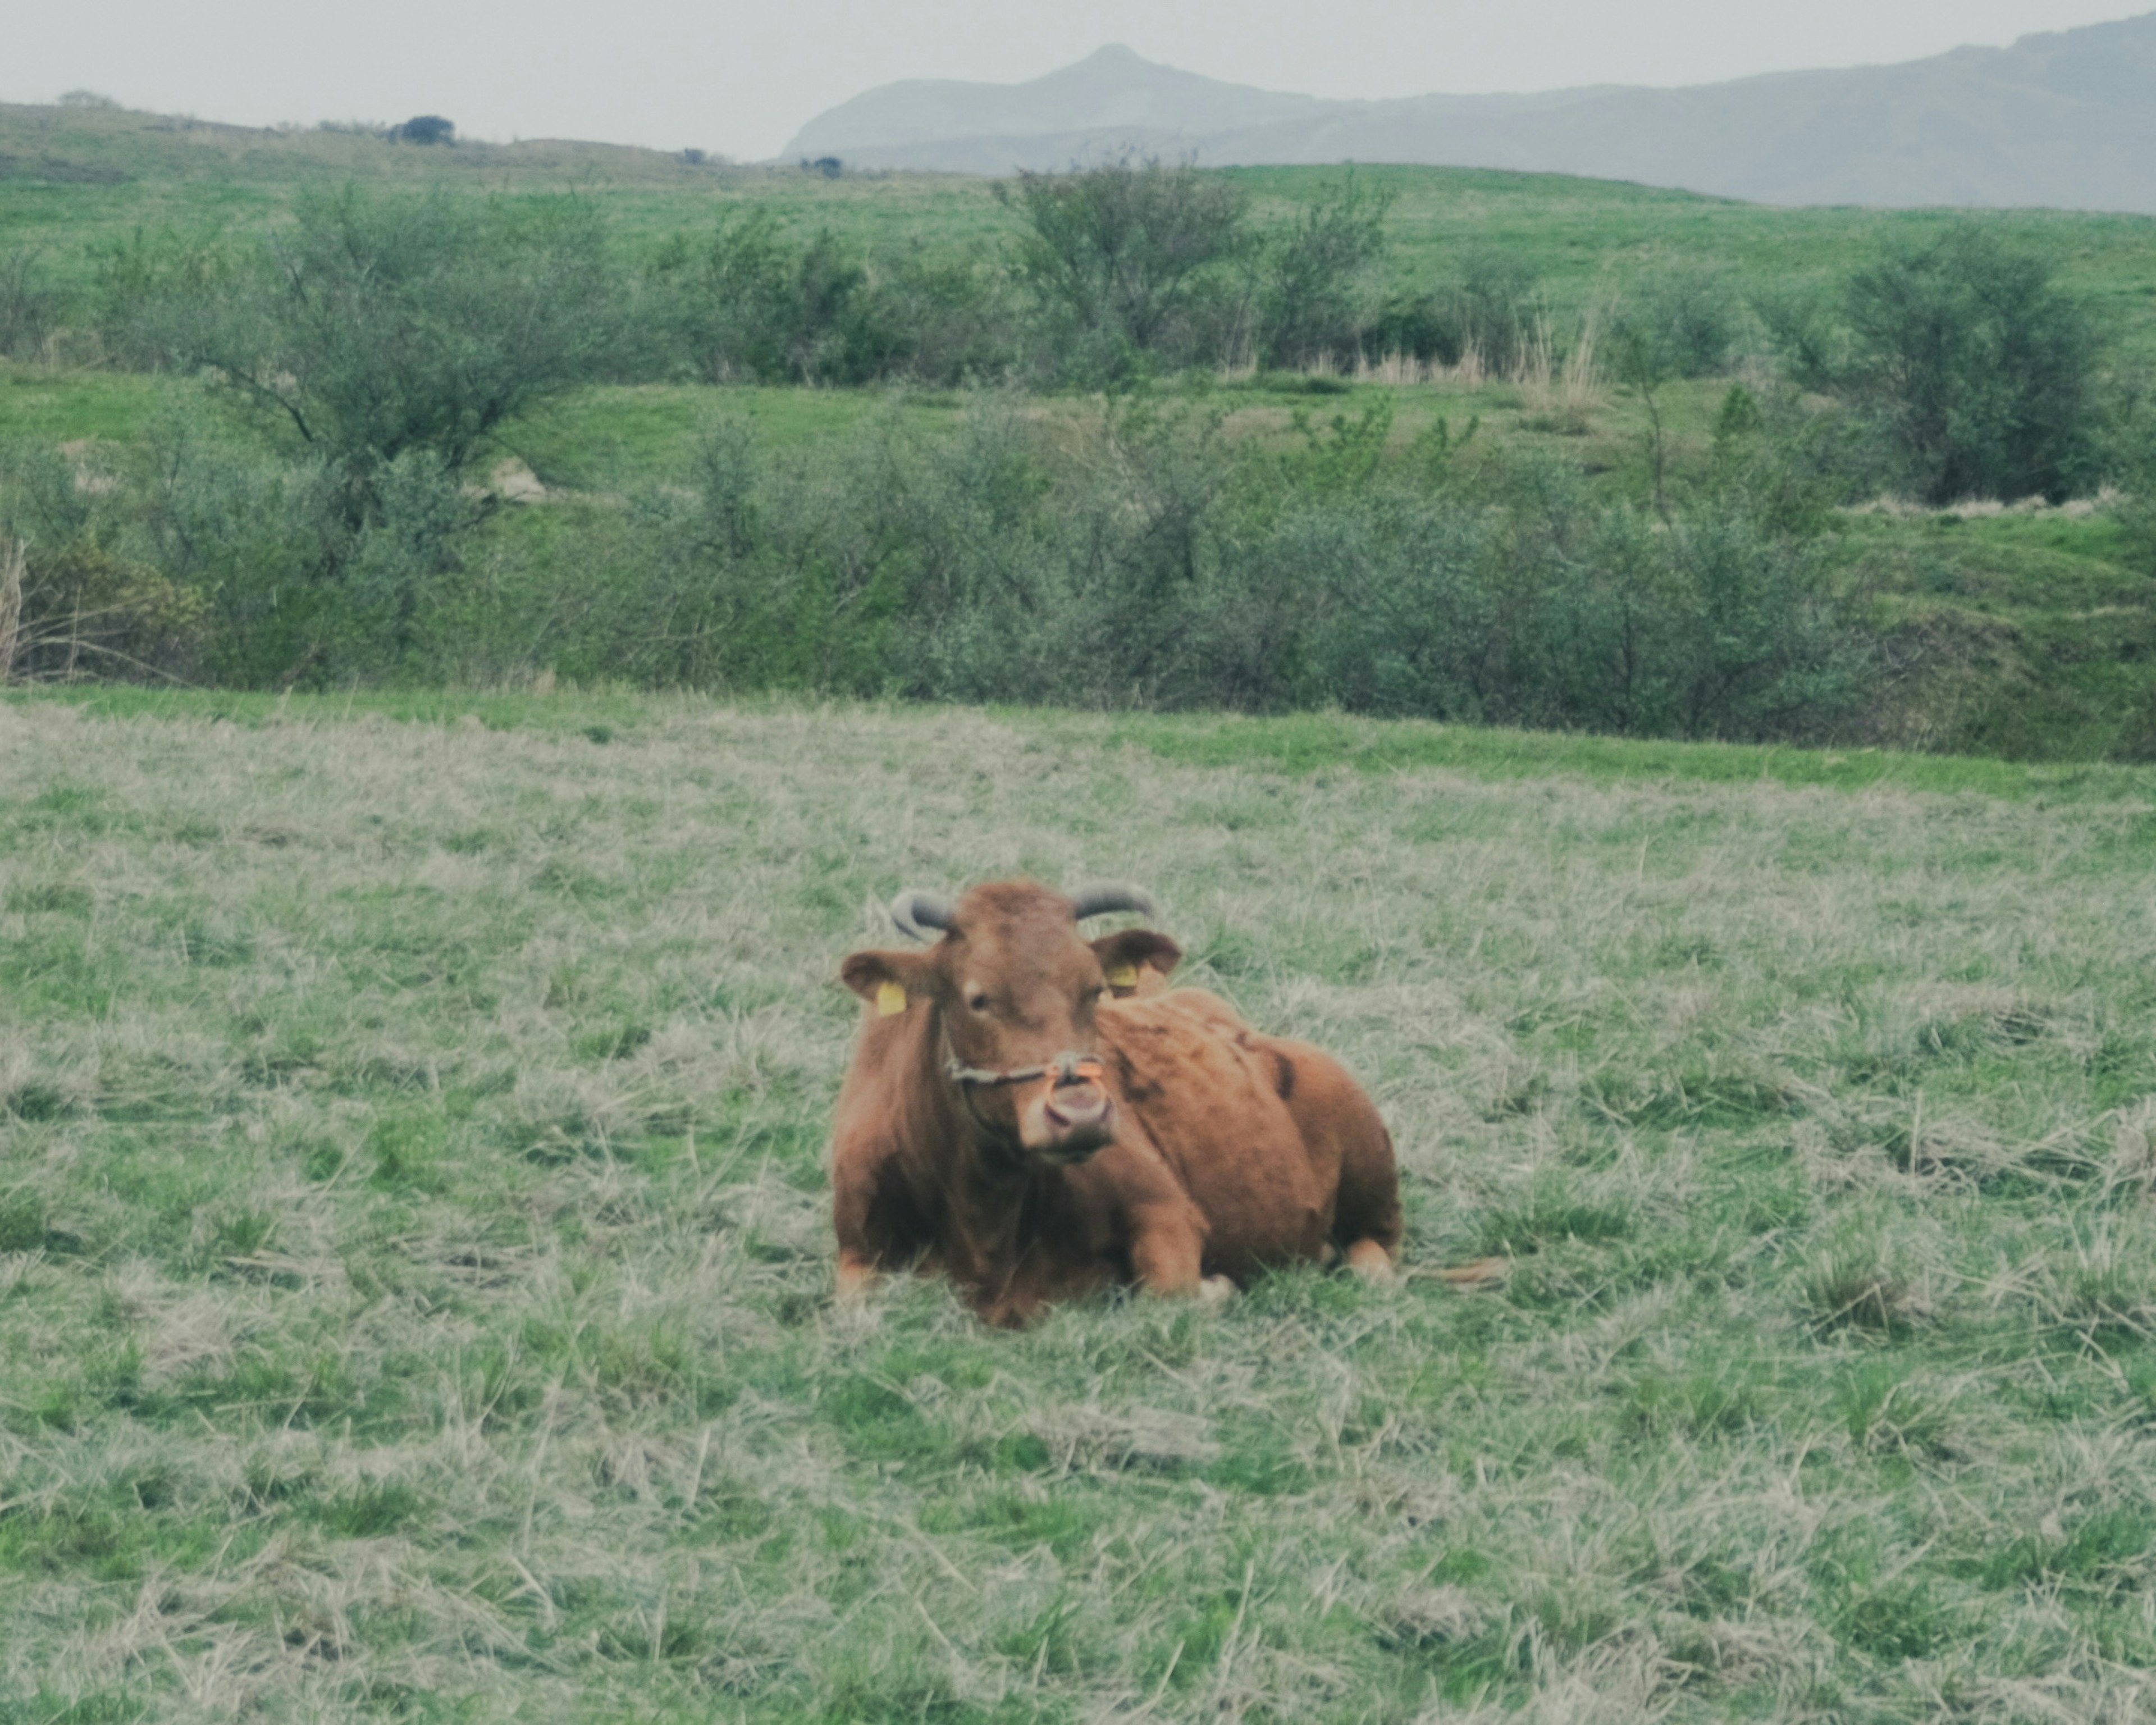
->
944;1045;1109;1144
945;1050;1107;1093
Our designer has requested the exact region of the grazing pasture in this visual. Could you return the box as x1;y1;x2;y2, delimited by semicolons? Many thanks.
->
5;691;2156;1722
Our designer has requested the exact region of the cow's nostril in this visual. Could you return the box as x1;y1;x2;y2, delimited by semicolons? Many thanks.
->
1045;1084;1108;1130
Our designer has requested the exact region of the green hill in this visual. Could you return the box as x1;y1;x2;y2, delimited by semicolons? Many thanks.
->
8;101;2156;350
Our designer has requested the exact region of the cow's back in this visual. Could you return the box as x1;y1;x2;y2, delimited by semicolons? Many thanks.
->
1097;991;1339;1277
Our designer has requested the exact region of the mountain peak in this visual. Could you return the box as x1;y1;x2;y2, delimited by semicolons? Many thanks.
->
785;44;1321;160
780;15;2156;213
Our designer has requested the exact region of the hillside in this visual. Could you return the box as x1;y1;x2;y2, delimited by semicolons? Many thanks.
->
8;107;2156;349
785;15;2156;212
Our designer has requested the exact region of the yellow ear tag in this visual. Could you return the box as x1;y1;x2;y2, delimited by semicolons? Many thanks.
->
1106;963;1139;989
875;980;908;1017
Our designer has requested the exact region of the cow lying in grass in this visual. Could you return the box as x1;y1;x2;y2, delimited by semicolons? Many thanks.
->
830;879;1402;1325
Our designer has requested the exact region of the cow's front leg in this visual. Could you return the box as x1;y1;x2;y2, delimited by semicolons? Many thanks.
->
1127;1201;1215;1300
836;1248;880;1306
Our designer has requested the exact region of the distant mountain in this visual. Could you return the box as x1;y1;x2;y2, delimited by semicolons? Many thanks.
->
782;17;2156;212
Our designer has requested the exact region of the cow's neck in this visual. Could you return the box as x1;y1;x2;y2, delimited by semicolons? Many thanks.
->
913;1006;1057;1289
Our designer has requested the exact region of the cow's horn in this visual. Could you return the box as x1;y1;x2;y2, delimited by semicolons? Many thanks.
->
1069;884;1158;923
889;889;956;942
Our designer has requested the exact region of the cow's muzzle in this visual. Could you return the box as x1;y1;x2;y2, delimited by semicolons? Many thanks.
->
1037;1079;1115;1162
948;1051;1116;1163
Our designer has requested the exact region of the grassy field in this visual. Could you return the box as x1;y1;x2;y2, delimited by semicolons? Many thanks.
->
7;691;2156;1721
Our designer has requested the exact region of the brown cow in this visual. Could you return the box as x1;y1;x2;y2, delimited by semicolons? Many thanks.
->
829;879;1402;1325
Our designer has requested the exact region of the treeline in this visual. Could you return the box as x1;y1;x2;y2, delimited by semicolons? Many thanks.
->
0;165;1799;390
21;167;1401;391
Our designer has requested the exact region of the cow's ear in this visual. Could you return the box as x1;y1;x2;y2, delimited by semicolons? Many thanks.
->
841;948;936;1016
1092;929;1182;997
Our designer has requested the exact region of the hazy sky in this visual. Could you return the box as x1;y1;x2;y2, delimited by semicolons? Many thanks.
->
6;1;2143;162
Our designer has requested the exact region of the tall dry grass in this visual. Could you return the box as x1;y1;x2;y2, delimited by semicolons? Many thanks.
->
1335;321;1597;403
1341;340;1492;389
1516;307;1606;429
0;537;21;685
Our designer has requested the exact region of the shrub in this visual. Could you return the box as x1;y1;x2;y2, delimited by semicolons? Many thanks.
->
135;415;467;685
154;188;619;487
0;446;207;683
1259;173;1391;369
648;208;795;383
647;213;976;385
1000;159;1254;379
3;535;207;681
1451;250;1541;376
1779;225;2102;505
565;399;1865;738
851;247;1020;386
1369;250;1540;376
1848;226;2098;502
92;229;249;372
0;250;61;361
2108;395;2156;577
394;115;455;145
1612;266;1747;380
2;382;1869;733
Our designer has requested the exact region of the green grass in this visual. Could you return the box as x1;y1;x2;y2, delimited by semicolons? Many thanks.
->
6;691;2156;1719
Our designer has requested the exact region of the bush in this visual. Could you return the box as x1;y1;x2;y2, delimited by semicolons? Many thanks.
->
1772;226;2102;505
648;213;1002;386
851;248;1019;386
648;208;796;383
2;404;473;687
93;229;249;372
2;534;207;681
1000;159;1254;379
0;250;61;361
143;188;619;487
0;445;206;682
1259;174;1390;369
139;418;467;684
533;396;1866;738
3;382;1869;735
1369;250;1540;375
1613;266;1748;380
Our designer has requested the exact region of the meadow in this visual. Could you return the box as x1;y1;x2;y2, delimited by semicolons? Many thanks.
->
7;690;2156;1722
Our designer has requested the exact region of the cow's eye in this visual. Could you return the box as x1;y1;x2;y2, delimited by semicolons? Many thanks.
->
967;989;992;1014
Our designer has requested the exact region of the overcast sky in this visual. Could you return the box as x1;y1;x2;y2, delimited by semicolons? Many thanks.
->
5;1;2143;162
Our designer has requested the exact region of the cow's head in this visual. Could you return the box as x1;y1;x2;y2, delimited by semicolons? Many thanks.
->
841;880;1181;1165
